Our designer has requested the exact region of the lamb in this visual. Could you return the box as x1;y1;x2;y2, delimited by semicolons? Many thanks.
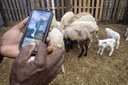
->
125;27;128;41
105;28;120;49
97;39;116;56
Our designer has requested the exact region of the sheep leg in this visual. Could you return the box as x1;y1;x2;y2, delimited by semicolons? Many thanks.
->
97;47;102;54
125;28;128;36
78;44;84;58
126;36;128;41
65;38;71;52
109;47;114;56
62;65;65;73
115;39;120;49
84;39;90;56
99;46;105;56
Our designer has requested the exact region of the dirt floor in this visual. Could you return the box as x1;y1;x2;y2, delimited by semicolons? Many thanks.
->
0;23;128;85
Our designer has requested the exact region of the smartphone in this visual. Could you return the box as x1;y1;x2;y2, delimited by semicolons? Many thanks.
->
19;9;53;50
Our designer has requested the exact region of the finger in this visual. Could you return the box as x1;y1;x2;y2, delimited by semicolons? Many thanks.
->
12;17;29;30
16;42;36;64
34;42;47;66
46;46;64;69
45;36;51;45
47;45;54;54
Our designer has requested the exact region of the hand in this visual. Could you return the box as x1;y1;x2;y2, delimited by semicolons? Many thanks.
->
10;42;64;85
1;18;28;58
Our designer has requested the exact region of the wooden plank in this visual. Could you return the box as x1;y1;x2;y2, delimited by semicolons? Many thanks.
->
56;0;60;20
41;0;45;9
22;0;29;17
19;0;26;20
15;0;22;20
91;0;94;15
120;0;126;20
30;0;35;9
46;0;50;10
112;0;120;22
65;0;70;11
27;0;31;15
11;0;19;21
122;0;128;24
83;0;86;12
95;0;99;20
35;0;40;8
107;0;115;22
70;0;73;11
79;0;82;13
61;0;64;15
8;0;16;20
74;0;77;14
99;0;104;20
87;0;90;13
1;0;12;21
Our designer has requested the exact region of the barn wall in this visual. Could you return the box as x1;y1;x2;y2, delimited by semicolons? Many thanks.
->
0;0;127;24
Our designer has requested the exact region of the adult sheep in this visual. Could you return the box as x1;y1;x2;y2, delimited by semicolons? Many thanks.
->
68;12;96;24
63;24;92;58
60;11;74;29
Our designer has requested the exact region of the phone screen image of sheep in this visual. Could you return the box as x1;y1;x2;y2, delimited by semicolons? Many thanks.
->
0;25;128;85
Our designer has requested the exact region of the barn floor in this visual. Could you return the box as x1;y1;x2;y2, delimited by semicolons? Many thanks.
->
0;23;128;85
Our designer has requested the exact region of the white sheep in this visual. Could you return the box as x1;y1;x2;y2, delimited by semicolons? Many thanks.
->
67;20;99;40
105;28;120;49
69;12;96;24
60;11;74;29
125;27;128;41
48;28;65;73
97;38;116;56
63;24;93;57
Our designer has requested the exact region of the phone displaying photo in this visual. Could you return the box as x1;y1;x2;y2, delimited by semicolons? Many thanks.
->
19;9;53;49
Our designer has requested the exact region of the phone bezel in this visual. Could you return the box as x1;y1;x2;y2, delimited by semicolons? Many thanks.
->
19;9;53;49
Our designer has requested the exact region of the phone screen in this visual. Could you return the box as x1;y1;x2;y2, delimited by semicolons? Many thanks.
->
20;10;53;48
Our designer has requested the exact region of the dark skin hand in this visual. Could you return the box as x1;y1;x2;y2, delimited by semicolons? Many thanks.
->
10;42;64;85
1;17;29;58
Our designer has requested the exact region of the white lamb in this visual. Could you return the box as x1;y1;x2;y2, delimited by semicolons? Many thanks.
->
125;27;128;41
97;39;116;56
105;28;120;49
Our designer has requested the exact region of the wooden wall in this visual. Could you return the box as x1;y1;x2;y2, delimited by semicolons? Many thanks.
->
0;0;127;23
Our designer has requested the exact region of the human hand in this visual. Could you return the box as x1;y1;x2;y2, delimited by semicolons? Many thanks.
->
10;42;64;85
1;18;28;58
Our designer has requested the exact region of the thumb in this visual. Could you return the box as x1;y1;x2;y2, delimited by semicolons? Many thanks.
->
16;42;36;64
